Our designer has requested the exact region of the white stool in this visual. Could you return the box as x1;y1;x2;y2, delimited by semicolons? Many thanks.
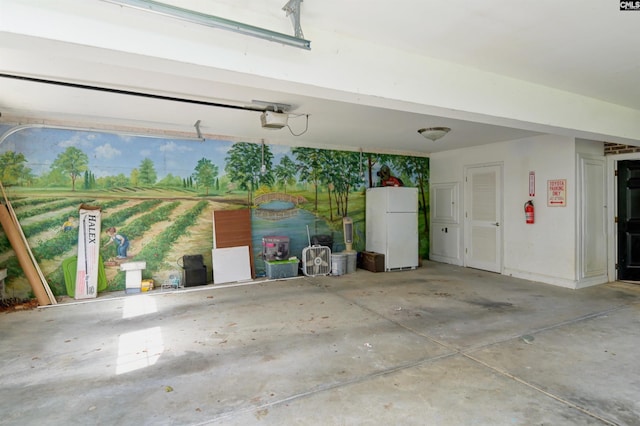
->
120;261;146;294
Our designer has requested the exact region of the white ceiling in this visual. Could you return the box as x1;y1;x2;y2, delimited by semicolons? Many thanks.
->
1;0;639;155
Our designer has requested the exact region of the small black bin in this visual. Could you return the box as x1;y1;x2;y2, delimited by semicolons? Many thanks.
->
181;254;207;287
182;254;204;269
311;235;333;251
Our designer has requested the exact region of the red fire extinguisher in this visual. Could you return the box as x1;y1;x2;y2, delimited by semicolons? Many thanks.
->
524;200;534;224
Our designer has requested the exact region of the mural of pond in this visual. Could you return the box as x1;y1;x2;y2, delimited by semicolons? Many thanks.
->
252;202;345;277
254;200;298;221
259;201;295;210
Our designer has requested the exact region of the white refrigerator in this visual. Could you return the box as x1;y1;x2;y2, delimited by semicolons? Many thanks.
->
365;187;419;271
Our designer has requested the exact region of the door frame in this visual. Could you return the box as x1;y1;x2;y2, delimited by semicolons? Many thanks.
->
463;162;504;273
607;152;640;281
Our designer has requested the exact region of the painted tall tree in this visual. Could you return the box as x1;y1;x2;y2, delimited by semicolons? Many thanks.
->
83;170;96;189
225;142;273;205
130;168;140;186
292;147;323;211
324;150;363;218
138;158;157;185
274;155;298;193
192;157;218;195
0;151;33;186
51;146;88;191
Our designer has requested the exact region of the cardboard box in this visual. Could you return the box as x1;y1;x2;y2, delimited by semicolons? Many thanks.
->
262;236;290;261
265;259;299;279
360;251;385;272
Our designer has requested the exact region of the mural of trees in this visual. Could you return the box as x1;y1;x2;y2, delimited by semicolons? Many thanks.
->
274;155;297;193
0;151;33;186
157;173;183;187
39;167;68;188
192;158;218;195
324;150;363;218
83;170;96;190
130;168;139;186
292;147;323;211
225;142;274;204
51;146;88;191
292;148;365;219
138;158;157;185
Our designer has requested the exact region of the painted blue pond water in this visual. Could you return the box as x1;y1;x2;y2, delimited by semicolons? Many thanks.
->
258;200;295;210
251;204;345;277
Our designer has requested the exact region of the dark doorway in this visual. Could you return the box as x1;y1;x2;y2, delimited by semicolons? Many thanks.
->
617;160;640;281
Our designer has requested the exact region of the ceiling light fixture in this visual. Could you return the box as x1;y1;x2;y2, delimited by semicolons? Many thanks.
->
418;127;451;141
102;0;311;50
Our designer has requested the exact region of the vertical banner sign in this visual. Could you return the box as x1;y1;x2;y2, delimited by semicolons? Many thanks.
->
547;179;567;207
75;204;101;299
529;171;535;196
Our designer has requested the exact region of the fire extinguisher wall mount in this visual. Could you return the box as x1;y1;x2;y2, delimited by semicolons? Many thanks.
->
524;200;535;224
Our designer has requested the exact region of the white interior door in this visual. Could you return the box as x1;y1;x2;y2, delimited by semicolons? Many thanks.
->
578;155;606;282
464;164;503;272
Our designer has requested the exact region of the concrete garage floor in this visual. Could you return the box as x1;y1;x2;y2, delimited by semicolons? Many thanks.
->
0;261;639;426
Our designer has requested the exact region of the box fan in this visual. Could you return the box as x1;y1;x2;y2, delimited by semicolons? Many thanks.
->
302;225;331;276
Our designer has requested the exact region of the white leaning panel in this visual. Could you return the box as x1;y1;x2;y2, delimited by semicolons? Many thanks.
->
212;246;252;284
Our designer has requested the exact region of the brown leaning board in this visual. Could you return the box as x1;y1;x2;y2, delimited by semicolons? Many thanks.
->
213;209;254;278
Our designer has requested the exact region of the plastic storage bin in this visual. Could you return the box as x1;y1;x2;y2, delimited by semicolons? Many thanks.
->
265;259;299;279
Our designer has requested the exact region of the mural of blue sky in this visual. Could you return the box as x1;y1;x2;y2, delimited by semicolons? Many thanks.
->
0;125;292;180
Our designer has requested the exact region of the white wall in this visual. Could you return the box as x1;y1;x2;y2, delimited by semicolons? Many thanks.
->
431;134;585;287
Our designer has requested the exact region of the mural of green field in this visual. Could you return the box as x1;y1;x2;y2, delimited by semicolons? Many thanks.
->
0;191;239;297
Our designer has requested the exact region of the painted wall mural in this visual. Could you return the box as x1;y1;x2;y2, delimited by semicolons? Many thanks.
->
0;125;429;299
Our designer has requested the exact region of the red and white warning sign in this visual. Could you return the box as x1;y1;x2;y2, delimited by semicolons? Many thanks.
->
547;179;566;207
